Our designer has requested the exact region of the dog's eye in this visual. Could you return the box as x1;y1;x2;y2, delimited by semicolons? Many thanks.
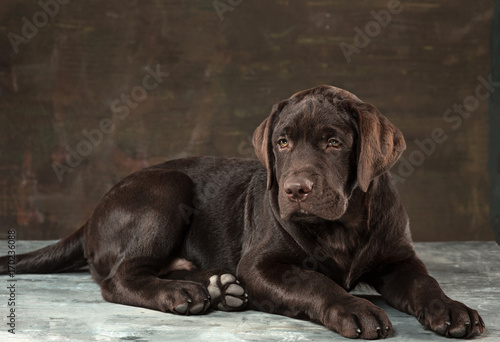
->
327;138;341;148
278;138;289;149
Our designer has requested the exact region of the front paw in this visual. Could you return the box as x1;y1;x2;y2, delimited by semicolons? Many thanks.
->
417;298;485;338
324;297;392;340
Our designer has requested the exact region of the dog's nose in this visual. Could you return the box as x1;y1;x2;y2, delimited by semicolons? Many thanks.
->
284;178;313;202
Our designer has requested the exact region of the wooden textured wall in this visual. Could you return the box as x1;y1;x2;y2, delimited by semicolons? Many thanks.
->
0;0;495;241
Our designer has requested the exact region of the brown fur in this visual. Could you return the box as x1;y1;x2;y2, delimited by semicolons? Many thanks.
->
0;85;484;339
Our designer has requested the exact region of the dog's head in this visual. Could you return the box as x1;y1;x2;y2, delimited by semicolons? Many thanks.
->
253;85;405;222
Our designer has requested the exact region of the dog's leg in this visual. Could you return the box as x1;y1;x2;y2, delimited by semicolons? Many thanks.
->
238;258;392;340
369;256;485;338
165;269;248;311
100;259;211;315
87;170;214;315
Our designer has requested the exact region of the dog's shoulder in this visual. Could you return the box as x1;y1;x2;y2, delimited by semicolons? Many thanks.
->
149;156;262;176
148;156;267;195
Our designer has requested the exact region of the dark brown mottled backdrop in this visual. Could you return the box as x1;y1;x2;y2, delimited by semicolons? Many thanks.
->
0;0;495;241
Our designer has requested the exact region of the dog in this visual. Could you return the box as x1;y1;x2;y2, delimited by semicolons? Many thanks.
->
0;85;484;339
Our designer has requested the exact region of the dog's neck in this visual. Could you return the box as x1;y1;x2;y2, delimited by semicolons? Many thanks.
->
338;186;371;230
266;184;373;288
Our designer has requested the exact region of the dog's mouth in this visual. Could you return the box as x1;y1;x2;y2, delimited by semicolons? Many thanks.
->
280;203;314;221
297;208;311;215
290;209;320;222
280;194;349;223
286;203;324;222
292;208;313;217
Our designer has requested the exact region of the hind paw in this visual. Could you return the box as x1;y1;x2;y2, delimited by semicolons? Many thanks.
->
207;273;248;311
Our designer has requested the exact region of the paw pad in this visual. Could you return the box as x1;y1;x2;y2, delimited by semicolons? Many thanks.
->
207;273;248;311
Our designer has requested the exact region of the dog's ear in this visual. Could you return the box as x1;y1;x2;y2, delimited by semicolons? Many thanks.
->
351;102;406;192
253;101;286;190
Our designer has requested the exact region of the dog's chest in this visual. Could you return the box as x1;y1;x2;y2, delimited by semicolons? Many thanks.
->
314;226;374;291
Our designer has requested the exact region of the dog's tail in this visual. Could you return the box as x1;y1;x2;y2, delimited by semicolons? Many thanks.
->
0;226;87;274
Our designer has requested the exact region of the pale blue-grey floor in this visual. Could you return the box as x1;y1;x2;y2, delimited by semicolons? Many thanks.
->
0;241;499;342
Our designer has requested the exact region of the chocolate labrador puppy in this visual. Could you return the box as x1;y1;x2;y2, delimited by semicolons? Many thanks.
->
0;85;484;339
